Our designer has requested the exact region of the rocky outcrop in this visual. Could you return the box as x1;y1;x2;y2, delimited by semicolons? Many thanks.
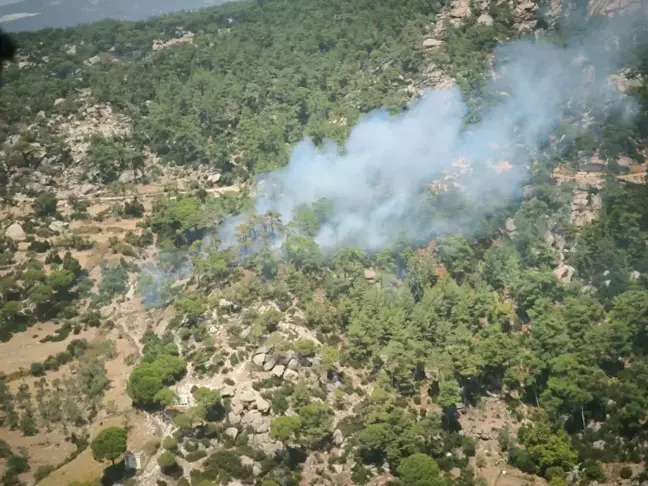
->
554;262;575;283
571;190;602;228
423;38;443;49
588;0;647;17
5;223;26;242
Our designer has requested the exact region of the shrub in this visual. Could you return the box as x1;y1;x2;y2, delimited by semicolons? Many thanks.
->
462;436;476;457
34;464;56;481
185;450;207;462
620;466;633;480
162;436;177;451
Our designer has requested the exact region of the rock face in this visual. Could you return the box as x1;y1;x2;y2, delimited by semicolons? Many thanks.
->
272;365;286;378
423;38;443;48
49;221;67;233
477;13;493;25
333;429;344;446
554;262;575;283
571;190;602;227
255;396;270;413
252;353;266;367
5;223;26;242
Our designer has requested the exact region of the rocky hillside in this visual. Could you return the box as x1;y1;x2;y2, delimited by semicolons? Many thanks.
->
1;1;648;486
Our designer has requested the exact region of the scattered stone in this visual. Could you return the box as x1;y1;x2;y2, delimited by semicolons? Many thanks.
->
545;231;555;247
287;358;299;370
118;171;135;184
283;369;299;381
242;409;262;426
228;411;241;425
80;183;96;195
85;55;101;65
221;385;235;398
263;356;277;371
5;223;26;242
253;462;262;476
423;38;443;48
49;221;67;233
272;365;286;378
255;397;270;413
208;173;221;184
333;429;344;446
553;262;575;283
504;217;517;234
252;353;266;367
593;440;606;450
225;427;239;440
240;455;254;468
477;13;493;25
239;390;257;403
364;268;377;280
54;98;66;106
255;345;269;355
231;400;244;416
255;421;269;433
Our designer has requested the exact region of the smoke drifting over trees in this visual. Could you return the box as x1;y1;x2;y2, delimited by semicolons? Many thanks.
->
234;18;643;252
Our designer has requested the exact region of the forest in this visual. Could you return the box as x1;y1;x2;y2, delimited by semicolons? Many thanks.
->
1;0;648;485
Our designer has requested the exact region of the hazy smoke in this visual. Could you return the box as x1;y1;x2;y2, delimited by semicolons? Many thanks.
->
223;15;645;252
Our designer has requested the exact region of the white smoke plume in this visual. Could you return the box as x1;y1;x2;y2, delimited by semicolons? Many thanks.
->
222;15;646;253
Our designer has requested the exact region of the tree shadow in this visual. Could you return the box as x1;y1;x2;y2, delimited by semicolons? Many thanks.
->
101;460;134;486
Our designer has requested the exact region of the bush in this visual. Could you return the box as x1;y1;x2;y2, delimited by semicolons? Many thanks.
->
34;192;58;217
620;467;633;480
462;436;476;457
162;436;177;451
158;451;177;470
184;440;199;453
30;362;44;376
34;464;56;481
185;450;207;462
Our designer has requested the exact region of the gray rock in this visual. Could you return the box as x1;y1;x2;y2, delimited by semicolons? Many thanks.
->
253;462;262;476
220;385;235;398
255;420;269;433
5;223;26;242
504;217;517;233
242;409;262;426
423;38;443;48
272;365;286;378
255;397;270;413
49;221;67;233
545;231;555;247
225;427;239;440
283;369;299;381
118;171;135;184
228;411;241;425
263;357;277;371
240;455;255;468
255;345;269;355
230;400;244;415
252;353;266;367
239;390;257;403
208;173;221;184
477;13;493;25
333;429;344;446
287;358;299;370
80;183;95;195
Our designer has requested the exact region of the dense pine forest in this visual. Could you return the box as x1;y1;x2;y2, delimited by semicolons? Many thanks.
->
1;0;648;486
